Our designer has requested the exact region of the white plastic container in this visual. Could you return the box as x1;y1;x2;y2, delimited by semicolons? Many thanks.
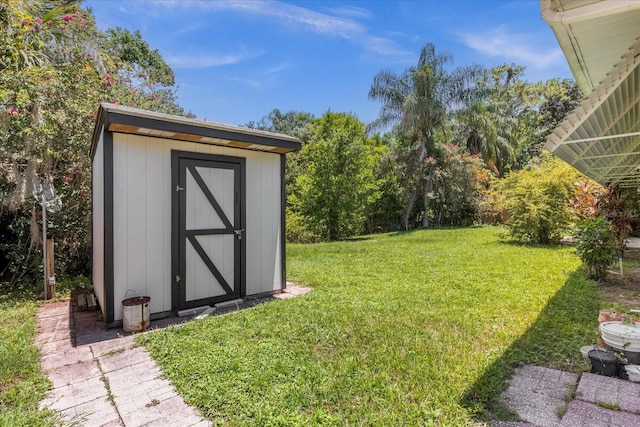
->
600;321;640;351
580;345;597;363
624;364;640;382
600;321;640;364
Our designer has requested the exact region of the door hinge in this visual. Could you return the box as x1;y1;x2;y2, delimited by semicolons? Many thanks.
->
176;185;185;192
175;275;181;282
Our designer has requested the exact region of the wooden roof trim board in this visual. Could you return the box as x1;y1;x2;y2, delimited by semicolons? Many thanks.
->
91;103;302;158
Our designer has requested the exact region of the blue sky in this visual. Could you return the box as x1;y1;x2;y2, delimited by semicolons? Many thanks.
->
85;0;571;127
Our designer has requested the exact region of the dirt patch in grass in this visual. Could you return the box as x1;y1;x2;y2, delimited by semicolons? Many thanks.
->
598;250;640;309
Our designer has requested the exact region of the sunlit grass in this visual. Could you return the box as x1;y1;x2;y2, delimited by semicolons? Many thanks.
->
138;227;599;425
0;292;56;426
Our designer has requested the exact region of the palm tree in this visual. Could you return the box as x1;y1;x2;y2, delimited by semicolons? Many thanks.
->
368;43;482;229
455;98;517;175
454;65;527;175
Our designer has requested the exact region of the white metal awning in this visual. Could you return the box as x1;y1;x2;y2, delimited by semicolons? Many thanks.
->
545;39;640;187
541;0;640;187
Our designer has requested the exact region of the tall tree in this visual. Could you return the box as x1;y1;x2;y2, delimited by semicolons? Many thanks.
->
432;143;487;226
455;65;544;176
245;109;315;199
246;108;314;139
294;112;380;241
524;78;582;162
0;0;182;282
0;0;77;70
368;43;482;229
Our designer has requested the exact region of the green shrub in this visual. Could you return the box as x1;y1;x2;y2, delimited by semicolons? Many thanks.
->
285;209;320;243
573;217;617;280
495;155;582;244
294;112;380;241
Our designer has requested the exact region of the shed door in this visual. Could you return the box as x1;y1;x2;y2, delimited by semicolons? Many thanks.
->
172;151;245;310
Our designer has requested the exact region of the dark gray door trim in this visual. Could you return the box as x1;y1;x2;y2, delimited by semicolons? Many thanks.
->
171;150;246;310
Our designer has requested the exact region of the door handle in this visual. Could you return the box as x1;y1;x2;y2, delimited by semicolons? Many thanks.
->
234;229;245;240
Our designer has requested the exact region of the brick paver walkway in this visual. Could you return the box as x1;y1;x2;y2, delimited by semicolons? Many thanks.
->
37;300;207;426
498;365;640;427
37;284;312;426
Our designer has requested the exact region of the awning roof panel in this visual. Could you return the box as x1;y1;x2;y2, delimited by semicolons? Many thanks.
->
545;39;640;187
542;0;640;93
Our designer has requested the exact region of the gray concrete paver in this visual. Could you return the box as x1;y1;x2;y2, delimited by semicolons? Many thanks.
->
40;383;77;412
155;407;207;426
46;359;102;388
39;338;75;354
71;376;110;405
560;401;616;427
90;335;136;357
501;366;579;426
618;380;640;396
98;346;149;372
609;409;640;427
491;422;537;427
119;406;162;426
63;397;121;427
99;420;125;427
515;365;549;378
36;299;210;426
37;288;312;425
41;346;94;370
577;372;640;413
502;366;640;427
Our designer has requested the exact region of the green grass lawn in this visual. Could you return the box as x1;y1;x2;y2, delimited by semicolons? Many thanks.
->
138;227;600;426
0;293;56;426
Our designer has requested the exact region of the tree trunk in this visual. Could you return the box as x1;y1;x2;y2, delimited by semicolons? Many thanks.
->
403;189;417;231
421;167;434;228
419;137;431;228
437;187;445;227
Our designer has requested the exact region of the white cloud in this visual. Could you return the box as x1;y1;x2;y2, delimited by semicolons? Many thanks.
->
166;49;264;69
168;23;206;38
264;62;291;75
227;75;263;88
226;62;293;88
324;5;374;20
161;0;409;59
458;26;564;69
180;0;364;38
366;36;412;58
386;31;421;43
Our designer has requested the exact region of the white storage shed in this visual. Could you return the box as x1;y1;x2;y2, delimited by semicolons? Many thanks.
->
91;104;301;326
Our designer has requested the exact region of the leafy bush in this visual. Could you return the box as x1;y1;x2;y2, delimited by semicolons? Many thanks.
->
573;217;617;280
293;112;380;241
431;143;487;226
495;155;582;243
597;184;633;252
0;2;183;284
285;209;320;244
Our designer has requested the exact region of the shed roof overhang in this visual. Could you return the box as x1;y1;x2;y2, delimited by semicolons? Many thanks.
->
540;0;640;187
91;103;302;159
